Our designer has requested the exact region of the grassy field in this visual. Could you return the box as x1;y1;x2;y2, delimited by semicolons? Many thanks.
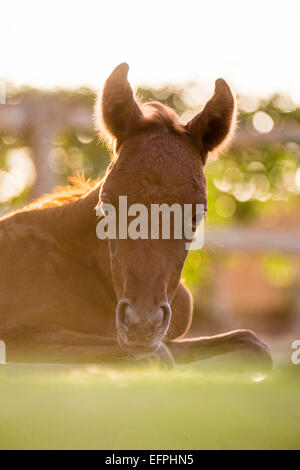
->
0;362;299;450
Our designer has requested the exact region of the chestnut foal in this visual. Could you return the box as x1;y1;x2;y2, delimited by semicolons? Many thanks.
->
0;64;272;369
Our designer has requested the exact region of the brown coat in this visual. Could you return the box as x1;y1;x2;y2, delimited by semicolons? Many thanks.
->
0;64;272;370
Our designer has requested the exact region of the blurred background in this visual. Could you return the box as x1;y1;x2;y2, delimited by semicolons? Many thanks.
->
0;0;299;359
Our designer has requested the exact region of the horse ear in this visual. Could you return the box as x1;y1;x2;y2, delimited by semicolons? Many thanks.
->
98;63;142;142
185;79;237;165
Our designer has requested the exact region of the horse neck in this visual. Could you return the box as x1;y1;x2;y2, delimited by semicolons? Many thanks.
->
55;186;114;292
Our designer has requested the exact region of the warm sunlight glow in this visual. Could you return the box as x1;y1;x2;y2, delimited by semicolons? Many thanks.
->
251;373;266;383
0;0;299;102
295;168;300;190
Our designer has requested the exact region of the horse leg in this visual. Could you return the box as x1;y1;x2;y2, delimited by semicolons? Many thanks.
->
5;328;173;366
166;282;193;341
5;329;123;363
167;330;273;371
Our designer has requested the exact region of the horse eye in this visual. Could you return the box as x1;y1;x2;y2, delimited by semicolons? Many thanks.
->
100;197;111;205
99;190;112;204
96;201;105;217
96;198;112;217
192;210;205;228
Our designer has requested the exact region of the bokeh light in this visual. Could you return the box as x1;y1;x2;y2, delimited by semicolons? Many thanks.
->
0;148;36;203
215;195;236;218
252;111;274;133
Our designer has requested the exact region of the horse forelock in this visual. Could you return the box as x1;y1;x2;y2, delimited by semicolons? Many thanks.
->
140;102;187;136
95;98;187;149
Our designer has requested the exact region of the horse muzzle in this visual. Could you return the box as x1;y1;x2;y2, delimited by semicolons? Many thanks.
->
116;298;172;354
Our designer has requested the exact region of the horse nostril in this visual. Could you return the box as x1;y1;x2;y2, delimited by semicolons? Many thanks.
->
158;302;172;333
116;298;131;331
123;311;130;327
149;303;172;333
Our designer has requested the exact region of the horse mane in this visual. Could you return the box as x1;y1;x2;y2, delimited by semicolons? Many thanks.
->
24;173;101;211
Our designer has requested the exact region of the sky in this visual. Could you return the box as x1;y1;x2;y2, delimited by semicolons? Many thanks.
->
1;0;300;101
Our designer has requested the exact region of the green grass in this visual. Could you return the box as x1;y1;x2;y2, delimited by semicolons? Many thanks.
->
0;363;299;450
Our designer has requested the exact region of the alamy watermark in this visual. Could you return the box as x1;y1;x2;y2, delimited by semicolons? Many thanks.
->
291;340;300;365
96;196;205;250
